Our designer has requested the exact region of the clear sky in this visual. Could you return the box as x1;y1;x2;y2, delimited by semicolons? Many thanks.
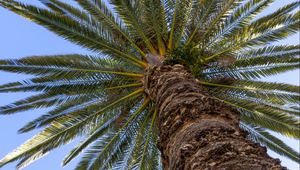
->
0;0;299;170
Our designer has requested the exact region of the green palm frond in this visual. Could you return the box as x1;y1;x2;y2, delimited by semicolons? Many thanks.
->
203;80;300;119
167;0;193;50
254;1;300;24
137;109;158;169
185;0;222;46
74;0;146;57
0;1;146;67
0;0;299;169
0;92;72;114
116;108;153;170
75;98;150;170
208;0;274;47
205;9;300;61
0;79;139;115
40;0;100;28
203;62;300;80
213;95;300;139
198;0;242;45
200;80;300;112
0;55;143;77
241;122;300;163
200;79;300;94
110;0;157;54
143;0;168;55
18;94;103;133
0;89;143;168
0;74;137;96
234;45;300;67
62;102;136;166
237;45;299;58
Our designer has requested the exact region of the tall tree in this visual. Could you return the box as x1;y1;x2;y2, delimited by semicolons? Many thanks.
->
0;0;299;169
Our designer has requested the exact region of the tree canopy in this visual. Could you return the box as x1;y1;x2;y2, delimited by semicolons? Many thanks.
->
0;0;299;169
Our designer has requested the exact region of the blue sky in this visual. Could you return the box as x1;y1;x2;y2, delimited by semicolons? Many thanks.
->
0;0;299;170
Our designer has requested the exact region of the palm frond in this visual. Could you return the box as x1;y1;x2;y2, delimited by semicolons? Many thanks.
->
39;0;98;27
241;122;300;163
213;95;300;139
75;98;150;170
14;81;141;133
0;89;143;168
209;0;274;46
205;11;300;61
0;92;72;115
219;87;300;115
199;0;241;46
0;75;137;95
200;79;300;94
143;0;168;55
110;0;157;54
253;1;300;26
203;62;300;80
234;45;300;67
0;1;146;67
62;103;135;166
167;0;193;50
200;80;300;112
138;109;158;169
0;55;143;77
18;94;102;133
118;113;152;170
74;0;146;56
185;0;222;46
96;99;151;170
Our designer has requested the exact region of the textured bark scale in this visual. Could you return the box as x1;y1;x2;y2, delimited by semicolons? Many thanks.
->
144;64;285;170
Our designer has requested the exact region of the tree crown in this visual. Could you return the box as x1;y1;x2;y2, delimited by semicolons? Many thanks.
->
0;0;299;169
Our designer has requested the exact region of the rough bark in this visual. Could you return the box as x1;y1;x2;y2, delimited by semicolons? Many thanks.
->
144;64;285;170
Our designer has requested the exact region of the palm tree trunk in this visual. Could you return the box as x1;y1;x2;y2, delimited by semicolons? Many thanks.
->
144;64;285;170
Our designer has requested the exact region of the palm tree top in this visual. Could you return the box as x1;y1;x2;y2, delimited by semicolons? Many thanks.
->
0;0;299;169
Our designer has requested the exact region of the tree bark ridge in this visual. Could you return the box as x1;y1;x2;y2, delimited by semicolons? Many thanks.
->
144;64;285;170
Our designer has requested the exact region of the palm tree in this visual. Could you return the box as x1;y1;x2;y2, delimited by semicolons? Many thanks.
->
0;0;299;169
